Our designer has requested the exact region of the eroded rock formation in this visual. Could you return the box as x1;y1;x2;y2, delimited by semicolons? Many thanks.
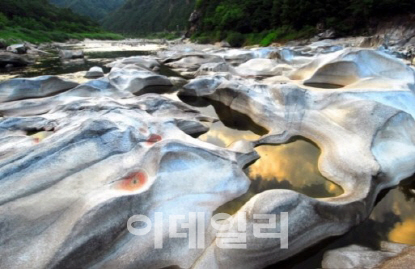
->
1;41;415;269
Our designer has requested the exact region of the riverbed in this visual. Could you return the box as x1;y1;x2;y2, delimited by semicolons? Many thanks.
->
0;39;414;269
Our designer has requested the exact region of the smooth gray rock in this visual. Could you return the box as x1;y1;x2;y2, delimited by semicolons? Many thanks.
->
235;58;286;77
0;93;254;269
85;66;104;78
184;49;415;269
0;76;79;103
291;48;415;89
6;44;27;54
196;62;230;76
108;68;173;95
216;49;255;65
0;52;31;67
164;53;224;71
106;56;160;71
169;76;188;88
59;50;84;59
181;75;229;97
322;242;414;269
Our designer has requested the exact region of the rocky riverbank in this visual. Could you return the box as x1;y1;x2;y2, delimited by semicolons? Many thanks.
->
0;37;415;268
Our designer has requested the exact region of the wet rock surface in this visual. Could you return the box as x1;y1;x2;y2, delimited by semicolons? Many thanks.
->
0;39;415;269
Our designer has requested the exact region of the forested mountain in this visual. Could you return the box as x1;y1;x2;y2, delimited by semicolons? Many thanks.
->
49;0;126;21
102;0;196;35
193;0;415;46
0;0;121;44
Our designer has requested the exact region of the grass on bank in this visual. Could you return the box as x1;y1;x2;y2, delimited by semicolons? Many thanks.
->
0;26;123;45
0;9;123;45
192;26;317;47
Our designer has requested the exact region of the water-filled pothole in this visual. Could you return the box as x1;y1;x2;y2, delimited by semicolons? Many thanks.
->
216;139;343;215
178;96;343;214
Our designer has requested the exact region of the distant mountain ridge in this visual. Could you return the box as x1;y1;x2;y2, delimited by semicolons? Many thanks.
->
102;0;195;35
49;0;126;21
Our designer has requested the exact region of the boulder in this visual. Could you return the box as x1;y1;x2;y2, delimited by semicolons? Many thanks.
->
85;66;104;78
0;76;79;103
59;50;84;60
169;76;188;88
106;56;160;71
6;44;27;54
196;62;230;76
63;77;129;98
322;242;415;269
218;49;255;65
181;75;229;97
235;58;284;76
108;68;173;95
0;52;32;68
164;53;224;71
290;48;415;89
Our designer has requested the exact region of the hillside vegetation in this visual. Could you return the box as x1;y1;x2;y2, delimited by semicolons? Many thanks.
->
49;0;126;21
193;0;415;46
0;0;122;44
103;0;195;36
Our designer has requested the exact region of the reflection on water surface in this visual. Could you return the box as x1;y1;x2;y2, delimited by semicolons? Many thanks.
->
249;141;342;197
0;50;155;78
178;95;343;215
216;140;343;215
269;175;415;269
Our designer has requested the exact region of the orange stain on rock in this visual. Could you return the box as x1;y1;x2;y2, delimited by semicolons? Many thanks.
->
117;170;148;191
146;134;162;145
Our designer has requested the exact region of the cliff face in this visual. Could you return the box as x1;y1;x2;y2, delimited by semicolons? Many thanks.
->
102;0;195;35
375;14;415;45
49;0;126;21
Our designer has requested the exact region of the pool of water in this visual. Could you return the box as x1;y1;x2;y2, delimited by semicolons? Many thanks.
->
0;50;157;79
248;140;343;198
216;139;343;215
178;94;415;267
268;176;415;269
177;95;342;215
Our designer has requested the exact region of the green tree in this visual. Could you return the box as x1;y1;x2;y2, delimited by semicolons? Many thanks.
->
0;12;8;30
